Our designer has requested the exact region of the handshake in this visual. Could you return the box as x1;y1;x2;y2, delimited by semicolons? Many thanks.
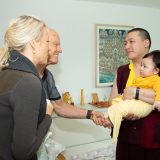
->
89;110;112;128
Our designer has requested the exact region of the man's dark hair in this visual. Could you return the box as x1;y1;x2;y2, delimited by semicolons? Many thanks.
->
143;50;160;75
128;28;151;49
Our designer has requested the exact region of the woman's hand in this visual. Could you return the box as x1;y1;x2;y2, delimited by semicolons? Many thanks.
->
46;99;54;116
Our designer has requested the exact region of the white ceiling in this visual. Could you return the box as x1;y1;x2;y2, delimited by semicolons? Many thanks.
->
78;0;160;9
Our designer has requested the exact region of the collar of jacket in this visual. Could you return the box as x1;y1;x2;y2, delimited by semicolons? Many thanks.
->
6;50;40;78
6;50;46;124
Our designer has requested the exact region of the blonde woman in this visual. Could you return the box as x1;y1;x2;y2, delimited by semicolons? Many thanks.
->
0;15;54;160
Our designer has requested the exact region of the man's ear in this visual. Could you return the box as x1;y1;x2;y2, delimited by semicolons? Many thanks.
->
144;39;150;48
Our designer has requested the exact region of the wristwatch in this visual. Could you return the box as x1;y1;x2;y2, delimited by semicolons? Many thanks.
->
135;87;140;100
86;110;93;119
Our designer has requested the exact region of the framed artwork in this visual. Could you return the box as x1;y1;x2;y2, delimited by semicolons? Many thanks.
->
95;24;133;87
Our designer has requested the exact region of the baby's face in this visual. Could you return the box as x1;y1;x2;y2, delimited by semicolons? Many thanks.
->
140;57;157;77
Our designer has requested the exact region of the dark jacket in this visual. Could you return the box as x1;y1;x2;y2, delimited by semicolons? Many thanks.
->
117;64;160;148
0;51;52;160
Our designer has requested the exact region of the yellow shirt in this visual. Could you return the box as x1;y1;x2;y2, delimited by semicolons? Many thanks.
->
131;75;160;101
126;62;136;87
125;62;160;100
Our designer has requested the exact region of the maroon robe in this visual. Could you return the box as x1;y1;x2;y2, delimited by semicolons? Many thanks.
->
116;64;160;160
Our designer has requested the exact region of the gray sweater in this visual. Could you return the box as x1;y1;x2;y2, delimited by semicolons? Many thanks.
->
0;51;52;160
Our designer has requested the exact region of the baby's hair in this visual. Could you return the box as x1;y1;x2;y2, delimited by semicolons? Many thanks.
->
143;50;160;76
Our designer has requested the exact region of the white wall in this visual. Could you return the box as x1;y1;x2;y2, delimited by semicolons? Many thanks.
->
0;0;160;103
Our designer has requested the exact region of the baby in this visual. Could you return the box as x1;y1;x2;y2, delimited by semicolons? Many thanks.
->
106;50;160;143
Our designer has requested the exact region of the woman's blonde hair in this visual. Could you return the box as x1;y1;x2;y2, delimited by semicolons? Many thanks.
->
0;15;46;70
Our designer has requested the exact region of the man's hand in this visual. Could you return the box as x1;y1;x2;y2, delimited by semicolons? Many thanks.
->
125;113;139;121
123;87;136;100
91;111;112;128
153;101;160;112
102;117;113;129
